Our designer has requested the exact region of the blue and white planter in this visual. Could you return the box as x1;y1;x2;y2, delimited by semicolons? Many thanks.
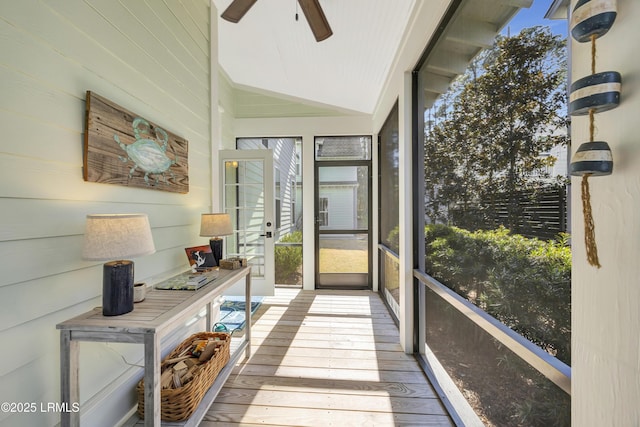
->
571;0;617;43
570;141;613;176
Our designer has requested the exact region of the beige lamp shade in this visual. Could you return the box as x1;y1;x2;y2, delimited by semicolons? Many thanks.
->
200;213;233;237
82;214;156;260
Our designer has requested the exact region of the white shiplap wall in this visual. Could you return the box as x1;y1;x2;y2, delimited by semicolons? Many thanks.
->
0;1;212;426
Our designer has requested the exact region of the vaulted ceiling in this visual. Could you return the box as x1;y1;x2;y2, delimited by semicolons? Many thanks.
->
213;0;539;118
213;0;416;116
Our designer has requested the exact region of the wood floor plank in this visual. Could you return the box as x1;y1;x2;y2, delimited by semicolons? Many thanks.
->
246;344;417;361
230;363;433;384
240;353;422;372
247;336;403;352
213;388;448;415
248;319;398;332
220;374;439;399
204;288;453;426
203;403;453;426
249;329;404;344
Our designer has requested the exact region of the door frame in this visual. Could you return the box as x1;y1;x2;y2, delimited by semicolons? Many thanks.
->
314;158;373;289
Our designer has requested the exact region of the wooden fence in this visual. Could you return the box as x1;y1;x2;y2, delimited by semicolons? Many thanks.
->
451;186;567;240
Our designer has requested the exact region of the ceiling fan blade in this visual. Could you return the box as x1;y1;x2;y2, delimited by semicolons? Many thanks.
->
297;0;333;42
221;0;258;23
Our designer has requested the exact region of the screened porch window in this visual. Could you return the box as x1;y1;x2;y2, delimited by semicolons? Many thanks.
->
412;1;571;425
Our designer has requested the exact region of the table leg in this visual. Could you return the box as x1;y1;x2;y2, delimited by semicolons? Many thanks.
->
143;333;161;427
60;331;79;427
245;272;251;359
206;300;213;332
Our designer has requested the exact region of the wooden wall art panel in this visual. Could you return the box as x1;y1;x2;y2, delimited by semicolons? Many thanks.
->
84;91;189;193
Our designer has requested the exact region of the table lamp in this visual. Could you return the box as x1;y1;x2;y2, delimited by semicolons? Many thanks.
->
199;213;232;266
82;214;156;316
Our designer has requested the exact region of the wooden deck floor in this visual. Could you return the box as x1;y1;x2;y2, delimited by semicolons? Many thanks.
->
200;287;453;426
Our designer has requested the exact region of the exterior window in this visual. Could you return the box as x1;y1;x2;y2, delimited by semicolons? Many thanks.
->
318;197;329;227
315;136;371;161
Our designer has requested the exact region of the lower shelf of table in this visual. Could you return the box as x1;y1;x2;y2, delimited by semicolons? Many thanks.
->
126;337;248;427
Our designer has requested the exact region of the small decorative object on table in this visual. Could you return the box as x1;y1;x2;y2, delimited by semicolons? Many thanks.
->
133;282;146;303
184;245;215;271
136;332;230;421
154;270;219;291
219;257;248;270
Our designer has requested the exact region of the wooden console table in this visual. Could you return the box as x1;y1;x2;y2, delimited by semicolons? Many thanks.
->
57;267;252;427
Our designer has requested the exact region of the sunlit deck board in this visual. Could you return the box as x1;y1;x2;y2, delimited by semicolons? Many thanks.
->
201;288;453;426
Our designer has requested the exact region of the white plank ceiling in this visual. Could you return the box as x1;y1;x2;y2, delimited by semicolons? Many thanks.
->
213;0;416;116
213;0;536;118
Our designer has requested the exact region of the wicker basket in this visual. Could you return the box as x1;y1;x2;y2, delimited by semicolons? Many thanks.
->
136;332;230;421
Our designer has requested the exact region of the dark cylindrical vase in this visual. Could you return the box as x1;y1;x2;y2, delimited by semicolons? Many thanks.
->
210;238;223;267
103;260;134;316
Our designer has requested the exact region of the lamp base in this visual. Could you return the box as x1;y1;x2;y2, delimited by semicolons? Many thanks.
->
103;260;134;316
209;238;223;267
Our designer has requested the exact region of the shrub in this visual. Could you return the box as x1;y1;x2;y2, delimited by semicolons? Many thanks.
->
275;231;303;284
384;226;400;254
425;224;571;364
425;225;571;426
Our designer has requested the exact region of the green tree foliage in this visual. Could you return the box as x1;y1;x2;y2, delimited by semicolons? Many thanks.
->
425;27;568;230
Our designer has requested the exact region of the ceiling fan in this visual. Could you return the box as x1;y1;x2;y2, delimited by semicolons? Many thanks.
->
221;0;333;42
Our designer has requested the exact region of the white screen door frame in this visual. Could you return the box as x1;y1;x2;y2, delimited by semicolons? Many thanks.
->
219;149;275;296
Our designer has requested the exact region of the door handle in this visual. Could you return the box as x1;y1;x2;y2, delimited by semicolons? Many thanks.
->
260;232;273;238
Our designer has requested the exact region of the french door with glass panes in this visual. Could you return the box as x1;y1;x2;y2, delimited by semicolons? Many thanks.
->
219;149;275;296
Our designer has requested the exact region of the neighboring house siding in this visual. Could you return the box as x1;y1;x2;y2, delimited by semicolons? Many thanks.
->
277;141;297;236
318;166;358;229
319;186;357;229
0;1;211;426
318;166;358;182
237;138;298;238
